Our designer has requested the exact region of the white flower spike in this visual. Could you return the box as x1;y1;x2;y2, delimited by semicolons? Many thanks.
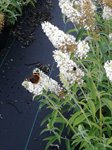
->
104;60;112;82
41;21;77;53
53;50;84;86
22;68;62;96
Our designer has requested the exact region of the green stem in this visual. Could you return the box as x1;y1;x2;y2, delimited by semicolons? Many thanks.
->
98;94;103;140
89;77;103;140
66;87;91;127
79;86;96;122
79;58;103;139
44;95;77;134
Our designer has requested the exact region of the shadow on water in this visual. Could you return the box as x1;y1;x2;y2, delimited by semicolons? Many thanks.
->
0;0;74;150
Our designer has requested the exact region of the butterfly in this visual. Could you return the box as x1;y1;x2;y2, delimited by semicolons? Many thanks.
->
27;72;40;84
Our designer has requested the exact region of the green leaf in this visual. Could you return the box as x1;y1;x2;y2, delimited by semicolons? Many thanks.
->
54;131;61;143
87;100;96;119
66;28;77;34
89;120;100;129
44;136;58;150
107;137;112;145
65;138;71;150
84;144;94;150
69;111;82;125
55;117;66;124
41;114;51;126
78;101;88;109
71;137;82;146
86;78;97;101
95;143;106;150
50;110;58;127
102;98;112;113
80;141;94;150
40;128;50;135
73;114;87;127
99;32;109;39
76;28;85;41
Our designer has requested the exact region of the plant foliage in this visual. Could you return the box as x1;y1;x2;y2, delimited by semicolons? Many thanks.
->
23;0;112;149
0;0;36;25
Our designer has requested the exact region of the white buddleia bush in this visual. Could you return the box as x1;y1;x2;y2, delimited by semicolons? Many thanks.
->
59;0;96;31
22;0;112;149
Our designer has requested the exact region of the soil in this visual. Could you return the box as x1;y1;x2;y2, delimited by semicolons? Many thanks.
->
12;0;53;48
0;26;11;50
0;0;53;111
0;0;67;149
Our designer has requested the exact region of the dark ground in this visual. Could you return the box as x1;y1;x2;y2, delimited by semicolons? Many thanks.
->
12;0;53;48
0;0;73;150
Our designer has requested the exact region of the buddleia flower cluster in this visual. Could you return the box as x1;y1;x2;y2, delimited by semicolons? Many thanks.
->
22;0;112;149
102;0;112;20
41;21;77;53
59;0;96;31
104;60;112;82
42;21;90;59
0;13;5;32
22;68;62;96
75;40;90;59
53;50;84;87
22;21;87;97
109;33;112;42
